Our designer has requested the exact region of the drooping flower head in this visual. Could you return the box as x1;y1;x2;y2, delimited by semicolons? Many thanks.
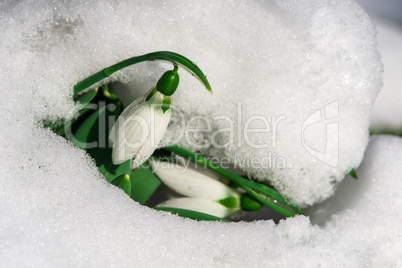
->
109;67;179;169
150;160;241;218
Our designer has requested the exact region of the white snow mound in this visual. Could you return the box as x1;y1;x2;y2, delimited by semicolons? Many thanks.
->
2;0;381;207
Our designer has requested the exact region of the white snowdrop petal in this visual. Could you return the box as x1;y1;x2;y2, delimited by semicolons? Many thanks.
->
150;161;239;200
111;91;171;166
130;109;171;169
112;104;151;164
109;96;145;143
175;156;229;183
156;197;236;218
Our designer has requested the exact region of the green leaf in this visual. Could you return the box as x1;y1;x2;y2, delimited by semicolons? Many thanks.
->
95;156;160;205
71;100;121;150
74;51;212;95
242;186;296;217
96;154;130;182
155;207;230;222
71;104;110;149
130;162;161;205
53;87;102;138
111;174;132;196
348;169;358;180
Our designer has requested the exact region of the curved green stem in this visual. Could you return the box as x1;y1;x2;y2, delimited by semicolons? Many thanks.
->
164;145;303;217
74;51;212;95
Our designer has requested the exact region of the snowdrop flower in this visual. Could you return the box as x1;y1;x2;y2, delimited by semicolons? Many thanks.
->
109;67;179;169
150;160;241;218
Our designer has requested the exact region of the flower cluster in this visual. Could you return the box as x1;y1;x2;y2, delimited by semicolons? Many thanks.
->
150;160;241;218
67;51;300;220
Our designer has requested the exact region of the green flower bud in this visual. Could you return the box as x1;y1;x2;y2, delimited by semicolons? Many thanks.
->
240;193;263;211
156;66;179;96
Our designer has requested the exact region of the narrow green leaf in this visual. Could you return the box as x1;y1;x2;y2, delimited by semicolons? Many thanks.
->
130;162;161;205
71;104;110;149
95;156;161;205
348;169;358;180
71;98;121;149
74;51;212;95
242;186;296;217
111;174;132;196
97;154;130;182
155;207;230;222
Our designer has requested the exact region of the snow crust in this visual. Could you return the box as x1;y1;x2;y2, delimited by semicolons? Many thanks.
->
1;0;400;266
0;0;382;207
1;128;401;266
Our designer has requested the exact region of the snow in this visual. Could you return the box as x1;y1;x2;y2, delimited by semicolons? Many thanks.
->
0;0;383;207
1;130;401;266
161;0;383;207
0;0;400;266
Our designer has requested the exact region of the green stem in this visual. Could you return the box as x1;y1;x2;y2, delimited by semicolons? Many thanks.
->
74;51;212;95
164;145;303;217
